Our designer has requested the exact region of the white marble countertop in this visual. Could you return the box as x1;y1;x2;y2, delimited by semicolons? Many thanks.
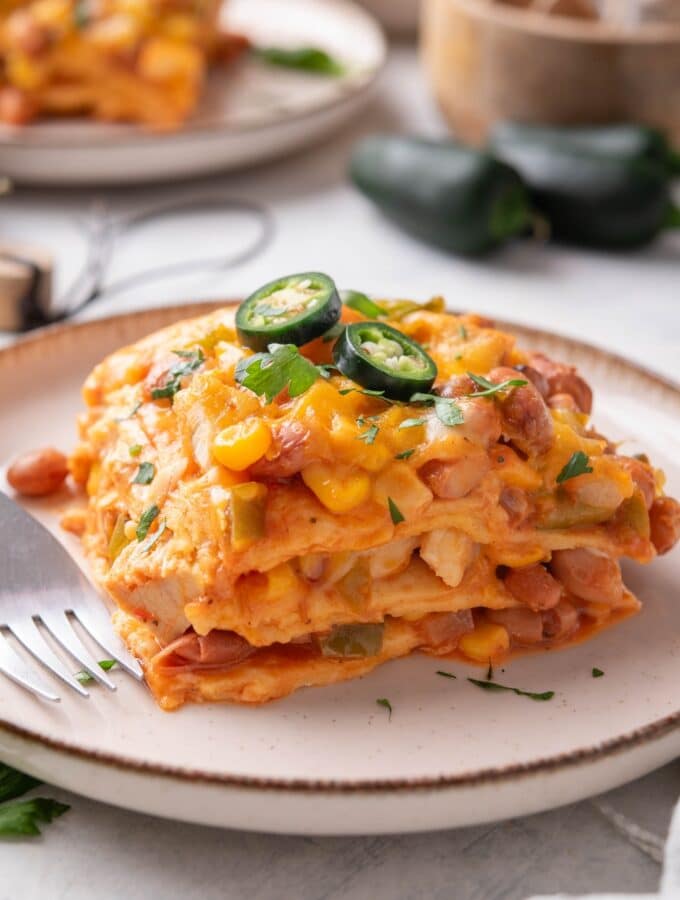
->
2;42;679;900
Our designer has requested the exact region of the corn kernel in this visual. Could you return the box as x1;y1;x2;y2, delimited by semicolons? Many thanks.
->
123;520;138;542
458;623;510;662
212;419;272;471
302;462;371;513
265;562;300;600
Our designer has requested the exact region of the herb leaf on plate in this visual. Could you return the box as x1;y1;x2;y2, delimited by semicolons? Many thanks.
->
235;344;319;403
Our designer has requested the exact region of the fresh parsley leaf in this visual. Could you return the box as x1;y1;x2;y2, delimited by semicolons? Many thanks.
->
357;424;379;445
341;290;386;318
256;45;345;77
556;451;593;484
467;372;528;398
151;348;204;402
321;322;346;343
115;401;141;422
376;698;392;719
468;678;554;701
388;497;404;525
459;324;468;340
0;764;41;803
409;392;464;427
235;344;319;403
136;504;160;540
316;363;339;380
75;659;117;686
140;520;166;553
399;417;427;429
436;670;457;679
132;461;155;485
129;444;142;457
395;449;415;460
486;661;494;681
0;798;70;838
592;667;605;678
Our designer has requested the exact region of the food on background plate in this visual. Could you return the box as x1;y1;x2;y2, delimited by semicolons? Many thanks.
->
0;0;248;129
63;272;680;709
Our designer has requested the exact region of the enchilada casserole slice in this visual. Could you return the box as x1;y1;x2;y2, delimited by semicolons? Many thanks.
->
67;274;680;709
0;0;245;129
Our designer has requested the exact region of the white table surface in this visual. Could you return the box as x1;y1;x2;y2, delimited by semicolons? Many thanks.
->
1;42;680;900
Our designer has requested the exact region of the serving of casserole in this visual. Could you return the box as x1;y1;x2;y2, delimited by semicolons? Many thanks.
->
0;0;246;129
66;274;680;710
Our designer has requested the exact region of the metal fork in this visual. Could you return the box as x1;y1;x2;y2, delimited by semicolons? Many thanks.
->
0;492;143;701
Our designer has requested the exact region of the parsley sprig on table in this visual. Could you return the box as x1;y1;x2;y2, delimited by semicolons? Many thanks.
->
0;763;69;838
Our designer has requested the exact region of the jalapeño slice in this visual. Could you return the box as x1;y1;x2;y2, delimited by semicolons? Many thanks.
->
333;321;437;400
236;272;341;351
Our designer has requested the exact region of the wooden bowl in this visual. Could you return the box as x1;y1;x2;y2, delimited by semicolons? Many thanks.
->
420;0;680;145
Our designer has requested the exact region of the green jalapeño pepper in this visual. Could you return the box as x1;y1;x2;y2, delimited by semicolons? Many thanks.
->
319;623;384;659
236;272;341;351
489;123;680;249
491;122;680;175
333;321;437;400
350;136;530;255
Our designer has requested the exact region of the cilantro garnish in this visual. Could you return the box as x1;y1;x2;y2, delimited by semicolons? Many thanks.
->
132;461;155;485
468;678;554;701
409;392;464;427
72;0;90;28
395;448;415;460
140;520;166;553
388;497;404;524
459;324;468;340
467;372;528;398
341;290;387;318
256;46;346;77
357;424;379;445
376;697;393;719
592;667;604;678
399;417;427;429
136;504;160;541
436;670;457;679
322;321;346;343
235;343;319;403
75;659;117;686
151;348;205;402
339;387;386;398
556;451;593;484
486;661;494;681
0;763;69;839
129;444;142;457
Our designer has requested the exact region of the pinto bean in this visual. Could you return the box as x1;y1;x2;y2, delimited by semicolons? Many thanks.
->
419;452;491;500
438;374;476;398
489;366;553;457
547;393;578;412
542;600;579;640
249;421;311;479
513;364;550;399
550;548;623;605
527;352;593;414
7;447;68;497
649;497;680;555
499;486;532;526
618;457;656;510
504;564;562;611
418;610;474;651
486;607;543;645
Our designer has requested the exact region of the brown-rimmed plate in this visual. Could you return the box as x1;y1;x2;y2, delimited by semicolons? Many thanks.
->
1;301;680;835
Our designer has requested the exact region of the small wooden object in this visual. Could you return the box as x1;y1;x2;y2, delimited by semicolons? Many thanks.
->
421;0;680;145
0;240;53;332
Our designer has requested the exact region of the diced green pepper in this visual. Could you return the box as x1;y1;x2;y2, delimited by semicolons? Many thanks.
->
319;623;384;659
231;482;267;550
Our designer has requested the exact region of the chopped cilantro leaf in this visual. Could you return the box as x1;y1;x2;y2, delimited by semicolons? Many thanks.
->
341;290;386;318
467;372;528;398
376;698;392;719
357;424;379;445
486;661;494;681
592;667;605;678
132;461;155;485
115;401;141;422
459;324;468;340
388;497;404;524
468;678;554;701
395;448;415;460
151;348;204;402
235;344;319;403
256;46;346;77
129;444;142;457
0;764;41;804
0;798;70;838
399;417;427;429
436;670;457;679
409;392;464;427
556;451;593;484
136;504;160;541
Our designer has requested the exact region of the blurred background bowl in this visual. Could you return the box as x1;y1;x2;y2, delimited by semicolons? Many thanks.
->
421;0;680;144
358;0;421;34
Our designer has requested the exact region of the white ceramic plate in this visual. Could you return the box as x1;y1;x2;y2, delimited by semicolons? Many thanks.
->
1;302;680;835
0;0;386;185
